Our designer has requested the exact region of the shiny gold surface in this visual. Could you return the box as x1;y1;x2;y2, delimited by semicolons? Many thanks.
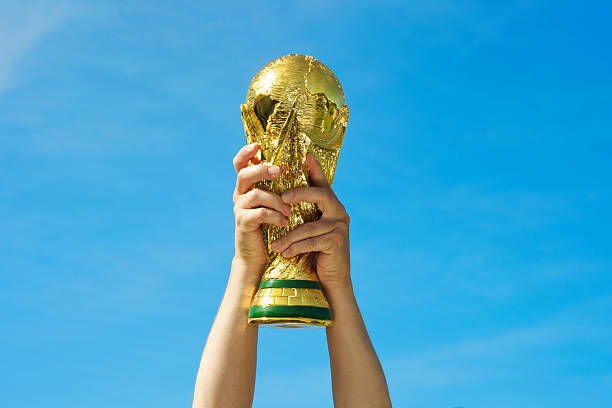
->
246;317;332;328
241;55;349;326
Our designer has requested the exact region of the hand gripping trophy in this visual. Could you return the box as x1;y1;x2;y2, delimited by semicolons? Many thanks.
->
240;54;349;327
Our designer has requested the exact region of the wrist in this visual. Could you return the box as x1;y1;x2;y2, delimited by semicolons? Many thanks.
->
324;280;355;307
232;255;266;272
228;256;265;295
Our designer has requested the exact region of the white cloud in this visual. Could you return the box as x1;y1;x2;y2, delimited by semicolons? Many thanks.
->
0;0;74;94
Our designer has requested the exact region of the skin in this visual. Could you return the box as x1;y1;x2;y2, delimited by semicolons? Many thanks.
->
193;143;392;408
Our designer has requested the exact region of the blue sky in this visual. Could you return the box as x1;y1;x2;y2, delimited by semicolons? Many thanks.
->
1;0;611;407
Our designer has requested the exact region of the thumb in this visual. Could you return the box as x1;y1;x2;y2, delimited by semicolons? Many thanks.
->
307;153;330;188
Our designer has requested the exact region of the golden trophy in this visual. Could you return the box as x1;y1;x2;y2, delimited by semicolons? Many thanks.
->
241;54;349;327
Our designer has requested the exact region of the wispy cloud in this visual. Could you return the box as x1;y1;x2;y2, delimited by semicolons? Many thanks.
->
0;0;74;94
386;324;561;388
385;294;612;389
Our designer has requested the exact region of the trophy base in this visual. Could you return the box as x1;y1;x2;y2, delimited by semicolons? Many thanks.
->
248;279;332;328
248;316;332;328
248;304;332;328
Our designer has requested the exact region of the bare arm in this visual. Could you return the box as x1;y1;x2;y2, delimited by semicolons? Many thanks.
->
193;143;291;408
326;287;391;408
192;258;260;408
271;154;392;408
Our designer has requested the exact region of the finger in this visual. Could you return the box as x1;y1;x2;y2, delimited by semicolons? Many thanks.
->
281;230;345;258
237;189;292;216
235;164;281;195
307;153;330;188
270;220;337;253
233;143;259;173
236;207;288;231
282;186;332;213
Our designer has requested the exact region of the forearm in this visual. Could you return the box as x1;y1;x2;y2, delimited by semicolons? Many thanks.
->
326;286;392;408
192;257;262;408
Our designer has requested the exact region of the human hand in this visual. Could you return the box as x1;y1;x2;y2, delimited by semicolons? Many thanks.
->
270;153;351;294
233;143;292;269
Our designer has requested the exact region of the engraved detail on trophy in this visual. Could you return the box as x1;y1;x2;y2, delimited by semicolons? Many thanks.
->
240;54;349;327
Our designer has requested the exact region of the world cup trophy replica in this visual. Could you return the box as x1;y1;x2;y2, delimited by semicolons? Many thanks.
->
241;54;349;327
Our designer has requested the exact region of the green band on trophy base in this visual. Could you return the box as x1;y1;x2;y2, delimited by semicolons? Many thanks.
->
259;279;322;290
248;305;332;321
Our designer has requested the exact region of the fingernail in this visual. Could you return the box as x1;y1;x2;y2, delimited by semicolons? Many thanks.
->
248;142;258;150
282;250;291;258
271;241;280;252
268;166;281;177
283;191;294;202
283;204;292;216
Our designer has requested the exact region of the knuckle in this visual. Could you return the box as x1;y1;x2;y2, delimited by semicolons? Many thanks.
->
256;207;268;219
250;190;265;206
253;188;267;201
307;238;317;251
235;211;246;227
305;222;317;233
329;231;344;245
275;212;287;224
286;188;300;200
236;166;248;182
234;194;247;209
257;207;273;221
240;190;252;205
239;190;254;207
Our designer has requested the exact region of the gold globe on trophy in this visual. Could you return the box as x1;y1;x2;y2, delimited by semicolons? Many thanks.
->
241;54;349;327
